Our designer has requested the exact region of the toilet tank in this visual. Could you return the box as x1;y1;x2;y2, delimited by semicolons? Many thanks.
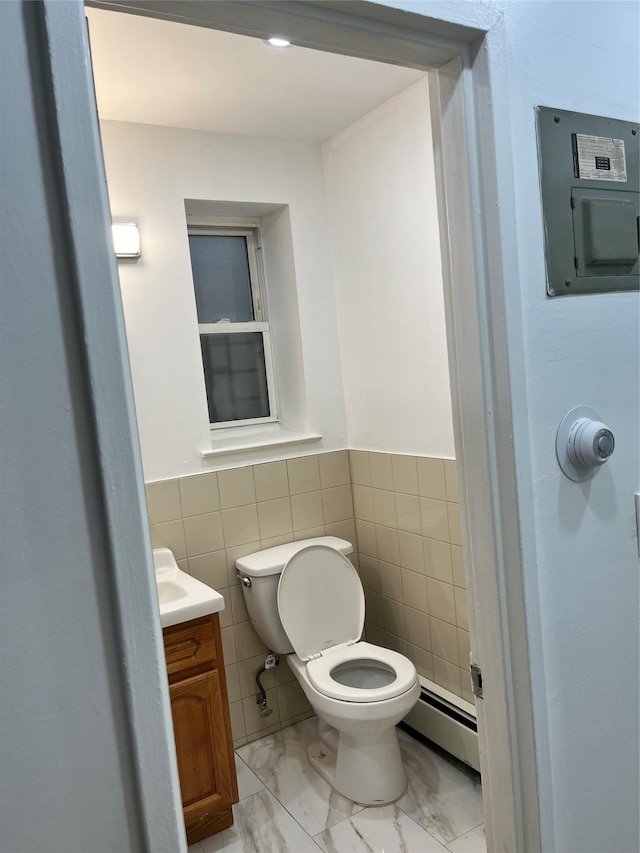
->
236;536;353;655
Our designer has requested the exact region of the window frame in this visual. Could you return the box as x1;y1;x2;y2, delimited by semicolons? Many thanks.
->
187;223;278;430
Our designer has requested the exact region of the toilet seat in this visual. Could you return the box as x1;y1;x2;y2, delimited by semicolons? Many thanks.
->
277;544;365;662
305;641;418;703
277;545;418;704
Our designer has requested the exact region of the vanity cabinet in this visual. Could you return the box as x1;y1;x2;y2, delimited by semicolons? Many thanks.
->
163;613;238;845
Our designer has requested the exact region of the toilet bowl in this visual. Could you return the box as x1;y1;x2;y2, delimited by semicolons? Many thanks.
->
236;537;420;805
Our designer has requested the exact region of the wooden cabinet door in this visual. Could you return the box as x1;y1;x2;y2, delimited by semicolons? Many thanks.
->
169;669;235;837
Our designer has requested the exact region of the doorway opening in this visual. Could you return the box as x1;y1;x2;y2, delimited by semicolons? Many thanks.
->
84;3;538;851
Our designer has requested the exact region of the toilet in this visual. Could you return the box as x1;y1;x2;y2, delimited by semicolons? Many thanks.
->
236;536;420;805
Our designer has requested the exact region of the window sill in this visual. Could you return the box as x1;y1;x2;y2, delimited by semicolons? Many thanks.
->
201;427;322;459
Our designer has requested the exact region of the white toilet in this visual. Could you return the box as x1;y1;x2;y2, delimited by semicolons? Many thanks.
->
236;536;420;805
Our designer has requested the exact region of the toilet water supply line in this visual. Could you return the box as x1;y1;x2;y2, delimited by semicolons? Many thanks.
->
256;653;279;716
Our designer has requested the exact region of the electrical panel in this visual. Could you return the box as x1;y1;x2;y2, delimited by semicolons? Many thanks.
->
536;107;639;296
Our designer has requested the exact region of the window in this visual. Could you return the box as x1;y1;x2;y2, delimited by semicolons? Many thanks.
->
187;225;277;428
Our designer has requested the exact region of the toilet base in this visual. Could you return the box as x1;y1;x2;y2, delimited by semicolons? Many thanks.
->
307;724;408;806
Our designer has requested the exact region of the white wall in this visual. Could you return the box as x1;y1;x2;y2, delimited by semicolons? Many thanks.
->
378;2;640;851
101;120;348;481
324;77;455;458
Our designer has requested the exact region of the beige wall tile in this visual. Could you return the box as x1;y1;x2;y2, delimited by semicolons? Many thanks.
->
275;660;296;685
183;511;224;557
433;655;462;696
230;584;249;624
382;596;406;637
281;710;314;729
294;526;326;541
376;526;400;565
417;457;447;501
319;450;350;488
229;700;246;742
391;454;419;495
364;590;383;627
402;569;428;613
218;466;256;509
225;664;241;704
358;556;381;593
325;519;357;544
369;452;394;490
188;549;227;590
427;578;457;625
253;461;290;502
146;480;182;524
287;455;320;495
448;502;462;546
276;680;311;720
379;561;403;602
424;538;453;584
225;540;261;587
246;723;280;744
384;633;407;656
260;533;292;549
349;450;371;486
352;485;374;522
430;617;460;666
407;644;434;680
238;654;276;698
372;488;397;527
257;497;293;540
355;520;377;557
222;505;260;548
150;520;186;561
420;497;450;542
462;685;476;706
398;531;425;574
405;607;430;650
243;687;280;735
321;485;353;524
444;460;459;503
176;559;189;574
178;472;220;517
221;625;237;665
366;623;385;646
218;589;232;628
291;491;324;531
395;493;421;534
235;620;268;660
455;586;469;630
451;544;466;588
458;628;471;670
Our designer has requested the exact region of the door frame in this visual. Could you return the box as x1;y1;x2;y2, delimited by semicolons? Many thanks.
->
82;1;543;849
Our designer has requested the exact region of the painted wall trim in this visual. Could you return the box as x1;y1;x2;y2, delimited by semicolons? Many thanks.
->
40;2;185;849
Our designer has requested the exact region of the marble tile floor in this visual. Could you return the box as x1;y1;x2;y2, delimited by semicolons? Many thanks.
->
188;718;485;853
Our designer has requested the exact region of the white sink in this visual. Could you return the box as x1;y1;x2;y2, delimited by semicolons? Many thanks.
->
153;547;225;628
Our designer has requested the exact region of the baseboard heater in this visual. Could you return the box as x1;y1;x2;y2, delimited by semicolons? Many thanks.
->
401;678;480;772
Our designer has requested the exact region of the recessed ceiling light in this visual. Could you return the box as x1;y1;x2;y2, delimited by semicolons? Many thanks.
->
265;37;291;48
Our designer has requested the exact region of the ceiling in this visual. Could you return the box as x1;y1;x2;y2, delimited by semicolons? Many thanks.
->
85;8;426;142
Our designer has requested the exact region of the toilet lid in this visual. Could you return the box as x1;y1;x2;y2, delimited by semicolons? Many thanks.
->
277;545;364;662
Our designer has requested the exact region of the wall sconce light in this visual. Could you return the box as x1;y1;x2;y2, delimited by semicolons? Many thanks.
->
112;222;141;259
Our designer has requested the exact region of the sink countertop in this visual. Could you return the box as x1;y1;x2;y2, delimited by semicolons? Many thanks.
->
153;547;225;628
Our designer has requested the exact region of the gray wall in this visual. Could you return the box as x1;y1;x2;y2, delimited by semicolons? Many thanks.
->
0;2;183;850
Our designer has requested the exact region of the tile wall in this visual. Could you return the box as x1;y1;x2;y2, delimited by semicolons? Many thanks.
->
146;449;472;747
349;451;473;705
146;451;356;748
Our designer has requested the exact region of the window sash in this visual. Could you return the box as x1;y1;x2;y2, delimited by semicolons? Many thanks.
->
188;226;264;322
199;325;277;430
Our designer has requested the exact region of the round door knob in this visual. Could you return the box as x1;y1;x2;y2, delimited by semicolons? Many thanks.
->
556;407;615;482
